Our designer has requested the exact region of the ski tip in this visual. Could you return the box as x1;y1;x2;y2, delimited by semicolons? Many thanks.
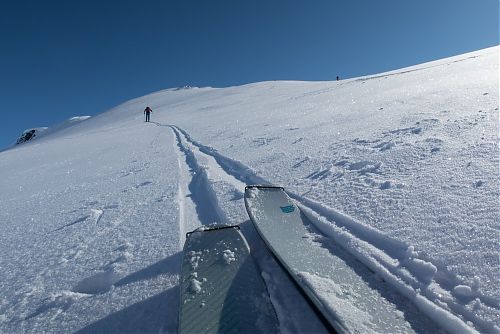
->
245;184;285;191
185;224;240;238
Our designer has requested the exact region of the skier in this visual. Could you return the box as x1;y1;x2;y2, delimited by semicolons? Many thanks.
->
144;106;152;122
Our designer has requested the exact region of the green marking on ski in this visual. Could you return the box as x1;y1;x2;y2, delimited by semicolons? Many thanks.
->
280;205;295;213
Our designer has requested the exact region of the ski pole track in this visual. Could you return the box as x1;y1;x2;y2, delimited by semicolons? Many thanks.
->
166;124;498;333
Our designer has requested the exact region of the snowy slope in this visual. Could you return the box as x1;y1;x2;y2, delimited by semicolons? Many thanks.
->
0;46;498;333
5;116;92;149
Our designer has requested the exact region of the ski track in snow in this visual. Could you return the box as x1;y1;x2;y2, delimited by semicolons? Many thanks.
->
164;124;330;333
169;124;203;247
169;125;229;227
165;124;498;334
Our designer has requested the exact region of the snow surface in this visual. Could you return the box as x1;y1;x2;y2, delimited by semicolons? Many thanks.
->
7;115;92;149
0;46;498;333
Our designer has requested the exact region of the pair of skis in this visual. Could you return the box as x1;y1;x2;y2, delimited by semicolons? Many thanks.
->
179;186;416;333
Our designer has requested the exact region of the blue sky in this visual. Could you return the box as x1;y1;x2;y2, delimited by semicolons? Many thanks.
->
0;0;498;149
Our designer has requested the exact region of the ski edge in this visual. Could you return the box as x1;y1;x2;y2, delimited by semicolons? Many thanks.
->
185;224;240;239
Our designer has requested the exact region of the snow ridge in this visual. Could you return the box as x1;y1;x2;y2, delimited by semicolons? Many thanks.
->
170;124;498;333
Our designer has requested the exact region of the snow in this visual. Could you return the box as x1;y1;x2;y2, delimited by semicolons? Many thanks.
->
72;269;118;295
297;203;480;333
188;273;203;294
0;46;498;333
453;285;474;299
187;250;201;263
222;249;236;264
8;116;92;149
298;271;378;333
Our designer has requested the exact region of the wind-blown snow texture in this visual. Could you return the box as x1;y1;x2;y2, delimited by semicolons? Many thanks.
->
0;47;498;333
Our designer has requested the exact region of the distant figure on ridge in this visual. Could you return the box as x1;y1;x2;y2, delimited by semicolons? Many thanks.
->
336;76;339;81
144;106;152;122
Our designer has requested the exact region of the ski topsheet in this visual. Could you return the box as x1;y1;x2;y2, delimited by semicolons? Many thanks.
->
178;225;278;334
244;186;418;334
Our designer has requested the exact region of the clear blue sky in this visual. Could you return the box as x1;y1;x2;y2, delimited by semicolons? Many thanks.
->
0;0;498;149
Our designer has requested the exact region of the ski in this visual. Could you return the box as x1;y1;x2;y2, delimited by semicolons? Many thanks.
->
178;224;278;334
245;185;419;334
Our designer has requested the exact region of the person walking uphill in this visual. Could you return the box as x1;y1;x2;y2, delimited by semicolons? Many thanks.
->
144;106;152;122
